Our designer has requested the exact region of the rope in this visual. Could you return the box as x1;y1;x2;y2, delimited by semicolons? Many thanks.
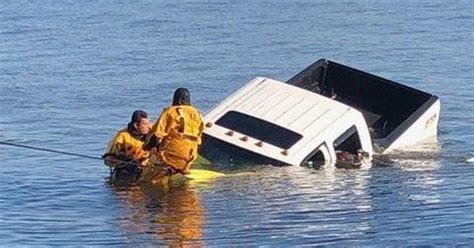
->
0;141;142;167
0;140;213;168
0;141;103;160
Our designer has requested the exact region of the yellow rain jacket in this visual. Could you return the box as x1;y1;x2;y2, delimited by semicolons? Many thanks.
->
104;128;149;168
150;105;204;171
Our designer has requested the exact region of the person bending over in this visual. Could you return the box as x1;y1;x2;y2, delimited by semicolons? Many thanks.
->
144;87;204;178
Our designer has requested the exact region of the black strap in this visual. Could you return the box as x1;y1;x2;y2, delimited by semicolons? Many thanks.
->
182;134;198;141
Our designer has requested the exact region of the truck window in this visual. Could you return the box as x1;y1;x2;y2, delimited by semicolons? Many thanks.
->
333;126;362;154
199;134;287;166
215;111;303;149
301;143;327;168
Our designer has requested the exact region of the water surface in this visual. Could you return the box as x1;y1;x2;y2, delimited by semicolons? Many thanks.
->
0;1;473;246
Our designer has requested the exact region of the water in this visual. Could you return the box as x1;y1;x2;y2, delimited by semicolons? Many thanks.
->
1;1;473;246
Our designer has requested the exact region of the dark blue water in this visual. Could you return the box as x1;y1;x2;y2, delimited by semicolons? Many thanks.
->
1;1;473;246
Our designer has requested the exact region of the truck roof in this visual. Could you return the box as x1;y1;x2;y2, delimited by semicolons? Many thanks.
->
203;77;372;165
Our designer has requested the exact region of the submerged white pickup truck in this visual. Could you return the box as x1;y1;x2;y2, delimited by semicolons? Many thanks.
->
199;59;440;167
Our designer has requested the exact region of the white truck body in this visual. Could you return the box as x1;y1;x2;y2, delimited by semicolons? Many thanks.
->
202;77;373;166
200;59;441;167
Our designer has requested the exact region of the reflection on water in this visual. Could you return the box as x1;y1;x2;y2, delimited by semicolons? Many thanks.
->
103;140;455;246
110;178;204;247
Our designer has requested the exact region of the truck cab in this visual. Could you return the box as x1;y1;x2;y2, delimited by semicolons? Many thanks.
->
200;77;373;167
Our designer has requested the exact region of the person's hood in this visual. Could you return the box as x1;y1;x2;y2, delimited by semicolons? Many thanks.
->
172;87;191;106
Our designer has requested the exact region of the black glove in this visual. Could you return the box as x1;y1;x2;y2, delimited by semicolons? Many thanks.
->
142;134;161;151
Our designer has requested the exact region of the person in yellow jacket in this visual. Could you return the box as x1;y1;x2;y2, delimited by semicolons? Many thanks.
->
103;110;151;182
144;87;204;178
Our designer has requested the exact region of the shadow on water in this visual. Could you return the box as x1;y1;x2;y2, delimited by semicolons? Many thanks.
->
107;177;204;247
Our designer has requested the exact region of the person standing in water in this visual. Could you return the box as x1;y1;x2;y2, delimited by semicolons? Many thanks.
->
103;110;152;181
144;87;204;180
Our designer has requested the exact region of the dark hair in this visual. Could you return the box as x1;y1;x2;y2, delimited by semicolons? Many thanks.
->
130;110;148;124
172;87;191;106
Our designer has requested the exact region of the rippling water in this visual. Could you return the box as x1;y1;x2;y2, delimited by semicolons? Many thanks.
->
1;1;473;246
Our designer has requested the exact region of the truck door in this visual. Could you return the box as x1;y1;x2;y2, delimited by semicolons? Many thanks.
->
301;143;331;168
